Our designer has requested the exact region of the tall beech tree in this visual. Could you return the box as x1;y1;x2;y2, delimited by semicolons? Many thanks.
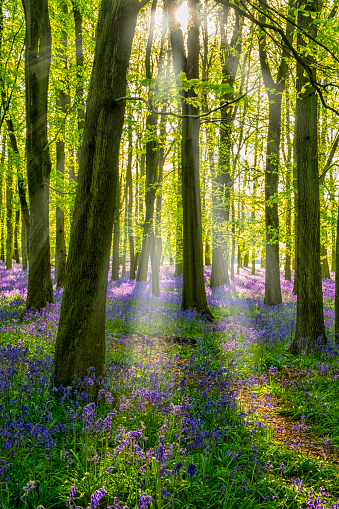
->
167;0;212;317
53;0;148;387
22;0;54;309
210;7;241;289
55;3;69;288
258;0;293;306
290;0;325;350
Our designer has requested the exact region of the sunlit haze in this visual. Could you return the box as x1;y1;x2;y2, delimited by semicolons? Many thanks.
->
176;1;188;32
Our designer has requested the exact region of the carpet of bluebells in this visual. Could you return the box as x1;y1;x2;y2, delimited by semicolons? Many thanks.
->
0;262;339;508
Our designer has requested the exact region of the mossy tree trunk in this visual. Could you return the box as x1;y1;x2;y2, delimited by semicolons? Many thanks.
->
52;0;143;387
22;0;54;310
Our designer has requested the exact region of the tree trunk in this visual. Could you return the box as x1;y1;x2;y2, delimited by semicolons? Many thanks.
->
168;0;212;317
0;136;5;262
321;245;330;279
122;181;128;277
230;200;235;280
258;1;294;305
6;118;30;255
72;0;85;178
263;95;282;305
174;160;183;277
53;0;141;388
205;238;211;265
290;0;325;351
210;8;241;289
111;213;120;281
6;163;13;270
14;208;20;263
55;4;69;288
152;111;166;296
126;129;135;280
22;0;54;310
335;207;339;338
21;214;28;270
284;92;292;281
243;251;249;267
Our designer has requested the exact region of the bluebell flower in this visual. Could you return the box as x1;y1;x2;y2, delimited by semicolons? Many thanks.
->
186;462;198;477
138;493;153;509
89;488;107;509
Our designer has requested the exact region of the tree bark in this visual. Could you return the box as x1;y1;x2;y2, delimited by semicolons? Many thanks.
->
111;213;120;281
6;118;30;255
6;162;13;270
168;0;212;317
258;0;294;305
0;135;5;262
22;0;54;309
210;8;241;288
55;3;69;288
320;245;330;279
335;207;339;338
21;213;28;270
14;208;20;263
290;0;326;351
53;0;141;387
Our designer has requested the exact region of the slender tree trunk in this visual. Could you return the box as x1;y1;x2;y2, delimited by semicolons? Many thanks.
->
22;0;54;310
168;0;212;317
0;136;5;262
126;129;135;280
174;159;183;277
335;207;339;338
231;200;235;280
211;9;241;289
72;0;85;178
258;1;294;305
263;95;282;305
136;114;157;281
290;0;325;351
151;110;166;296
6;163;13;270
53;0;141;387
22;214;28;270
55;3;69;288
122;183;127;277
111;213;120;281
14;208;20;263
321;245;330;279
6;118;30;255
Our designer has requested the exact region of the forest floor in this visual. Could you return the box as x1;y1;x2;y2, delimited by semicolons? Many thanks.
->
0;262;339;509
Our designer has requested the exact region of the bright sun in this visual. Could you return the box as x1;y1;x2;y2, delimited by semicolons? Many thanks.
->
175;1;188;32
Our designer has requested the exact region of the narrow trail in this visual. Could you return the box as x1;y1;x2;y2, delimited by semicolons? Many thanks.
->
237;367;339;466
